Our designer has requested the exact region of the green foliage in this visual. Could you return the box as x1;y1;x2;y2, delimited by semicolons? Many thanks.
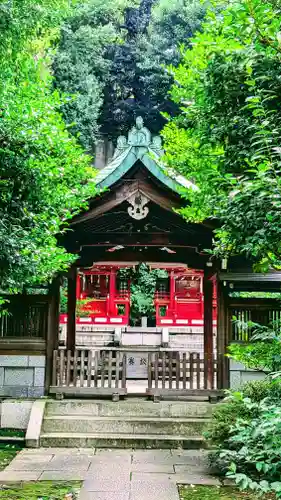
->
223;401;281;497
0;0;97;292
228;322;281;372
53;0;205;147
179;485;261;499
206;380;281;497
162;0;281;269
0;481;80;499
118;263;167;324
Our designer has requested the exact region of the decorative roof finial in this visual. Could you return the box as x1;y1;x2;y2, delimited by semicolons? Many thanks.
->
113;117;163;158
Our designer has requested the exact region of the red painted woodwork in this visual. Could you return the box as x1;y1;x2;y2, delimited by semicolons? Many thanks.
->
60;264;217;329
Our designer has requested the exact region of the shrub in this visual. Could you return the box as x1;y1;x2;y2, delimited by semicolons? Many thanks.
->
242;379;281;402
223;401;281;498
206;379;281;478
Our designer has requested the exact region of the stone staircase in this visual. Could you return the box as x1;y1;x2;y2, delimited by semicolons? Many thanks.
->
40;399;213;449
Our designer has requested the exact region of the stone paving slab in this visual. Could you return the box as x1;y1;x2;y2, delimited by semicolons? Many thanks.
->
0;471;42;481
84;478;131;492
39;470;87;480
130;478;179;500
0;448;218;499
79;491;130;500
131;463;175;473
171;473;220;486
132;450;173;463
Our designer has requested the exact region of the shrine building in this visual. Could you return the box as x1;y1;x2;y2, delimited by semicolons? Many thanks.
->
1;117;281;401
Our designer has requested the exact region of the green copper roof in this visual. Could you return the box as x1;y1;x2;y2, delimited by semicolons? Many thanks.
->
95;117;197;194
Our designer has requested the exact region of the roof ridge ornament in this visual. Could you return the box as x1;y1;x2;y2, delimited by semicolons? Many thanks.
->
113;116;163;158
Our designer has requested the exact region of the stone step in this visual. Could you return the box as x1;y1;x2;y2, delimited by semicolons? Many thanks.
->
45;400;213;418
40;432;205;449
42;415;209;436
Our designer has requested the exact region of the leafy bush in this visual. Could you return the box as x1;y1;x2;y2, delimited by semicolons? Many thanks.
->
205;391;257;448
223;401;281;498
206;379;281;496
242;379;281;402
228;321;281;373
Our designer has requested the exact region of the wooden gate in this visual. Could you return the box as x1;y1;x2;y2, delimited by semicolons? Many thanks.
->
50;347;220;399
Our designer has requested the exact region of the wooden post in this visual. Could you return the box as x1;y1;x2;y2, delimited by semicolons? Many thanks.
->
169;271;175;317
67;266;77;351
109;268;116;315
203;273;214;390
45;277;61;394
217;279;229;389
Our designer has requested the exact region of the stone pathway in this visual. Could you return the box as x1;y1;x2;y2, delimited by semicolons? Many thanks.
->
0;448;219;500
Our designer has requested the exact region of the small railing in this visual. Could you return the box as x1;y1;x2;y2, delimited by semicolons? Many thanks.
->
50;347;219;399
147;352;217;396
229;299;281;342
0;295;49;339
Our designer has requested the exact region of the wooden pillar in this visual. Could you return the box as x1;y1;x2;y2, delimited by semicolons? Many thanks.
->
170;271;175;315
203;273;214;390
217;279;229;389
67;266;77;351
45;276;61;393
109;268;116;315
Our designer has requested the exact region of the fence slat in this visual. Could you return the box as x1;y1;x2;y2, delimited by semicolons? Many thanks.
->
108;351;112;388
52;350;58;386
176;352;180;389
94;351;99;388
203;354;208;390
148;353;152;390
189;353;194;390
122;354;127;389
87;350;92;387
73;350;78;387
66;350;71;386
154;352;159;389
115;350;120;389
182;352;187;390
169;352;173;389
80;350;85;388
59;349;65;386
162;352;166;389
196;353;201;389
100;351;105;388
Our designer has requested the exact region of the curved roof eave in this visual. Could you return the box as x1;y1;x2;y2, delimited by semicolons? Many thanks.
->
95;146;198;195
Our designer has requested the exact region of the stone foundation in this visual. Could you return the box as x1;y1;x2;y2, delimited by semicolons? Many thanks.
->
229;359;266;389
0;355;46;398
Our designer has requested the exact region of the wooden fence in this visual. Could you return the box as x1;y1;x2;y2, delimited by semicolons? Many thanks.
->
50;347;219;399
0;295;49;339
228;298;281;342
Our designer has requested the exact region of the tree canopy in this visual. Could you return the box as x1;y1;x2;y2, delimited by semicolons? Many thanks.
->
162;0;281;270
53;0;206;151
0;0;96;292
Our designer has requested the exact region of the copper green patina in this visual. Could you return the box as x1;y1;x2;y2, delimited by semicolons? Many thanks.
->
95;116;197;193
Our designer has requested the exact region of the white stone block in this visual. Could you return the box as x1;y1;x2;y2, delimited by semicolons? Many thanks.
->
0;355;28;367
241;371;266;384
230;371;241;390
28;387;45;397
26;400;46;448
0;386;28;398
229;359;246;371
1;400;33;429
122;333;142;346
4;368;34;387
28;356;46;368
33;368;45;387
142;334;161;346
